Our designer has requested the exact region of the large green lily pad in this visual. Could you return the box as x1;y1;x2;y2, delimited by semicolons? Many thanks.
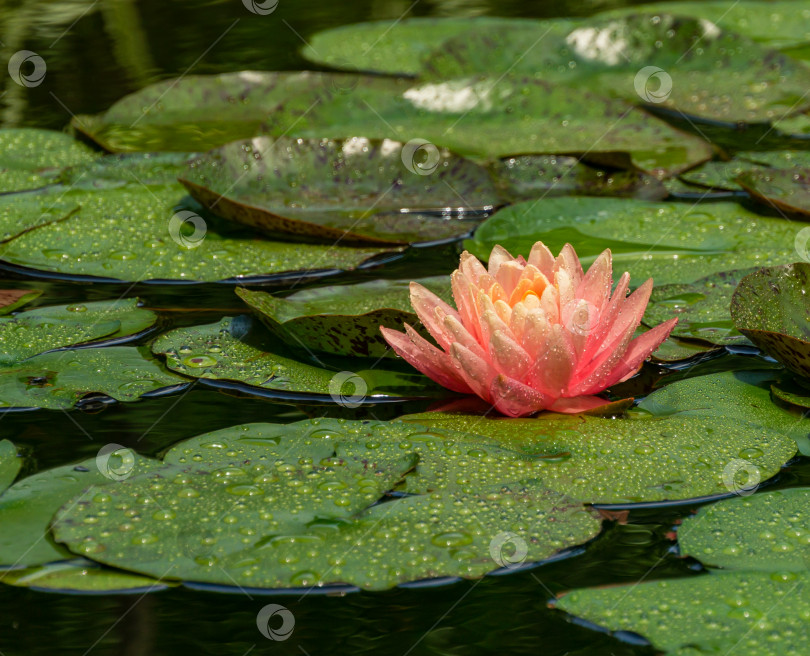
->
262;75;712;177
396;413;796;505
152;315;441;399
0;441;20;494
680;488;810;572
731;263;810;379
0;128;96;193
0;298;157;365
180;137;497;245
235;277;452;358
70;71;382;152
466;197;799;286
0;560;169;593
643;268;756;346
637;370;810;454
738;168;810;217
0;346;185;410
0;183;395;282
556;570;810;655
0;454;160;568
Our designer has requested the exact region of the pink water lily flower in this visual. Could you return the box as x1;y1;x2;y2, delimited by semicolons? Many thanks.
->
381;242;678;417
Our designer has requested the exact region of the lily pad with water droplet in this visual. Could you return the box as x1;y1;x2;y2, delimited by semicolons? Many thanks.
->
0;298;157;365
643;268;756;346
0;346;186;410
0;440;20;494
556;570;810;655
737;168;810;217
679;151;810;191
152;315;442;399
466;197;800;286
59;152;197;189
0;560;169;594
0;453;160;568
396;412;796;505
262;75;712;178
180;137;497;245
0;183;396;282
731;263;810;379
0;128;97;193
680;488;810;572
235;277;452;358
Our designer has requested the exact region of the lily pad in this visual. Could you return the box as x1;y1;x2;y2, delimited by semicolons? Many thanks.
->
637;370;810;454
152;315;440;399
180;137;497;245
680;151;810;191
235;277;452;358
70;71;381;152
0;298;157;365
680;488;810;572
651;336;720;363
0;440;20;494
396;413;796;505
0;183;394;282
490;155;667;202
737;167;810;216
0;346;185;410
263;75;712;177
0;454;160;568
643;268;756;346
556;570;810;655
0;289;41;315
59;152;197;189
771;375;810;410
0;560;168;594
0;128;96;193
730;263;810;378
466;197;800;286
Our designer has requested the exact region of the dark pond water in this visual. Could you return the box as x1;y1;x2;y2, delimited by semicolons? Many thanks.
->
1;0;801;654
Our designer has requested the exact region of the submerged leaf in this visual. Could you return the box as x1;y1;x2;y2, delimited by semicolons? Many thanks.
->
0;560;168;593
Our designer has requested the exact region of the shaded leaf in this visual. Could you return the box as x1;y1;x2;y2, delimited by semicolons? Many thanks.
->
0;441;21;495
737;167;810;216
0;560;169;593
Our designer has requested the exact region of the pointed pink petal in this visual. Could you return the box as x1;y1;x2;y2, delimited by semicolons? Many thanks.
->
489;329;531;379
527;323;576;397
576;249;612;325
487;245;515;278
578;271;630;366
459;251;488;286
494;261;525;297
548;395;612;414
443;314;487;359
528;241;555;278
490;374;551;417
449;342;497;402
520;307;552;361
409;282;459;351
554;244;583;288
451;270;483;344
381;325;472;394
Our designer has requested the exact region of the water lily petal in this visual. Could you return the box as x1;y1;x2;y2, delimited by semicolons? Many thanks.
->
490;374;550;417
528;241;555;278
548;395;612;413
409;282;459;351
450;342;496;401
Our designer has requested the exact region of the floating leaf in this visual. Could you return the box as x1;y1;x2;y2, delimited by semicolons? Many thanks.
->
680;489;810;572
556;570;810;655
731;263;810;379
0;128;96;193
466;197;799;286
0;560;168;593
235;277;452;358
643;268;756;346
0;184;395;282
180;137;497;245
0;289;42;316
680;151;810;191
152;315;440;399
0;347;185;410
396;413;796;504
737;167;810;216
263;76;712;177
0;298;157;365
490;155;666;202
0;441;20;494
59;152;196;189
0;454;160;568
651;336;719;363
771;374;810;410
